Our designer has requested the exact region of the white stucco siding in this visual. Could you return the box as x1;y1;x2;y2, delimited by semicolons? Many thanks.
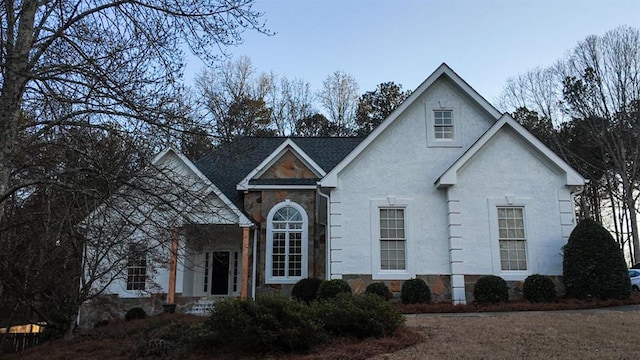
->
330;77;498;278
93;150;242;299
453;128;572;279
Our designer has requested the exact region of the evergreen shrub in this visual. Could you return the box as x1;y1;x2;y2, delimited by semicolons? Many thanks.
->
291;278;323;304
400;278;431;304
312;293;404;338
523;274;556;303
473;275;509;304
125;307;146;321
204;294;325;353
316;279;352;300
365;281;393;300
563;219;631;299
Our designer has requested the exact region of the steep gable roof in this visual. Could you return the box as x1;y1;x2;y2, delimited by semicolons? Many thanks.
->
152;147;254;226
194;137;363;206
320;63;502;187
435;114;586;187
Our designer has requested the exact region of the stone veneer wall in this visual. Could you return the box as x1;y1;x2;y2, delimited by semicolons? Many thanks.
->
244;189;326;296
341;274;452;302
463;275;565;303
78;293;219;328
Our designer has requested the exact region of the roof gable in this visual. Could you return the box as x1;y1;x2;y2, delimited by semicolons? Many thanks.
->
435;114;586;188
153;147;254;226
194;137;364;204
237;139;326;190
320;63;502;187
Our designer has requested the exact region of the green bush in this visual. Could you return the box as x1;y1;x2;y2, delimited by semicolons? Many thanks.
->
523;274;556;303
312;293;404;338
316;279;352;300
401;278;431;304
563;219;631;300
133;318;191;357
473;275;509;304
291;278;323;304
204;294;325;353
124;307;146;321
365;282;393;301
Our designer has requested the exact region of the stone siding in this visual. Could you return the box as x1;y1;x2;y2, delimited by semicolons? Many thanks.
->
341;274;452;302
244;189;326;295
464;275;565;302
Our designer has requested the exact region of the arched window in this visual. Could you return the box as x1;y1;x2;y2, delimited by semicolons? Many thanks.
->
266;200;308;283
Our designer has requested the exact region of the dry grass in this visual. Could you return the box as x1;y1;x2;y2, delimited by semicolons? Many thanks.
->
372;311;640;359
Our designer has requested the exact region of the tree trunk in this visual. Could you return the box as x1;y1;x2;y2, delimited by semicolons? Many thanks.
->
0;0;37;223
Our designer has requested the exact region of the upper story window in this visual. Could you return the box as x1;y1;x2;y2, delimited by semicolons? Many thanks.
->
426;103;462;147
266;200;308;283
434;110;454;139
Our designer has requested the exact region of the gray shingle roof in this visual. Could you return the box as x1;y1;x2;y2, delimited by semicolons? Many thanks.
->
193;137;364;207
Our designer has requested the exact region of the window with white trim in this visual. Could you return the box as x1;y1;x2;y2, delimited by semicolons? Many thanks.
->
126;243;146;291
379;208;406;270
497;207;527;271
434;110;454;139
266;201;308;283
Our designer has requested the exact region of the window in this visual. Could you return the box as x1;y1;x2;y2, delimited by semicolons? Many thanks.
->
434;110;454;139
426;105;461;147
497;207;527;271
126;244;146;291
266;201;308;283
379;208;406;270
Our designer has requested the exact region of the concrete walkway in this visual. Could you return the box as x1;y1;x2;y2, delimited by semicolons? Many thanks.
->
403;303;640;318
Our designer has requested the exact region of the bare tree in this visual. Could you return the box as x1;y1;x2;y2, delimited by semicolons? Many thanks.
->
562;26;640;263
0;1;267;222
318;70;359;135
0;0;267;337
499;26;640;263
498;65;566;124
196;56;276;142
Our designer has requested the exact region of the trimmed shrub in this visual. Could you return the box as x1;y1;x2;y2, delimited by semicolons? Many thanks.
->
312;293;404;338
204;294;325;353
291;278;323;304
316;279;352;300
401;278;431;304
365;282;393;301
563;219;631;300
125;307;146;321
523;274;556;303
473;275;509;304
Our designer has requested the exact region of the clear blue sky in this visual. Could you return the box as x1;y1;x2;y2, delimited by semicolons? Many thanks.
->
184;0;639;106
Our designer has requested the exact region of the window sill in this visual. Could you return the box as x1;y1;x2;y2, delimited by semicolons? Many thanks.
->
265;277;302;285
499;272;529;281
372;271;412;281
427;139;463;148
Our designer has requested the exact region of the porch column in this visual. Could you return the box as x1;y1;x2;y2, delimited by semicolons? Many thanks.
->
168;227;179;304
241;227;251;299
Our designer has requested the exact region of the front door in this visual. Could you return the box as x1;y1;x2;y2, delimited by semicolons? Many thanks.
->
211;252;230;295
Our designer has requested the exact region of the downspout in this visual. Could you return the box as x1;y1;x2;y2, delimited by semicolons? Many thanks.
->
252;227;258;299
317;185;331;280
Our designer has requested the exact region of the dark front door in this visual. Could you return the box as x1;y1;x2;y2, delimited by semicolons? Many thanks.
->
211;252;230;295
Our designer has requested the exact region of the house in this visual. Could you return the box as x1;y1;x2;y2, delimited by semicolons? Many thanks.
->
84;63;585;320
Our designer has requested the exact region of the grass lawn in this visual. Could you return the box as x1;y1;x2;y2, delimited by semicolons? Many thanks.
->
374;310;640;359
